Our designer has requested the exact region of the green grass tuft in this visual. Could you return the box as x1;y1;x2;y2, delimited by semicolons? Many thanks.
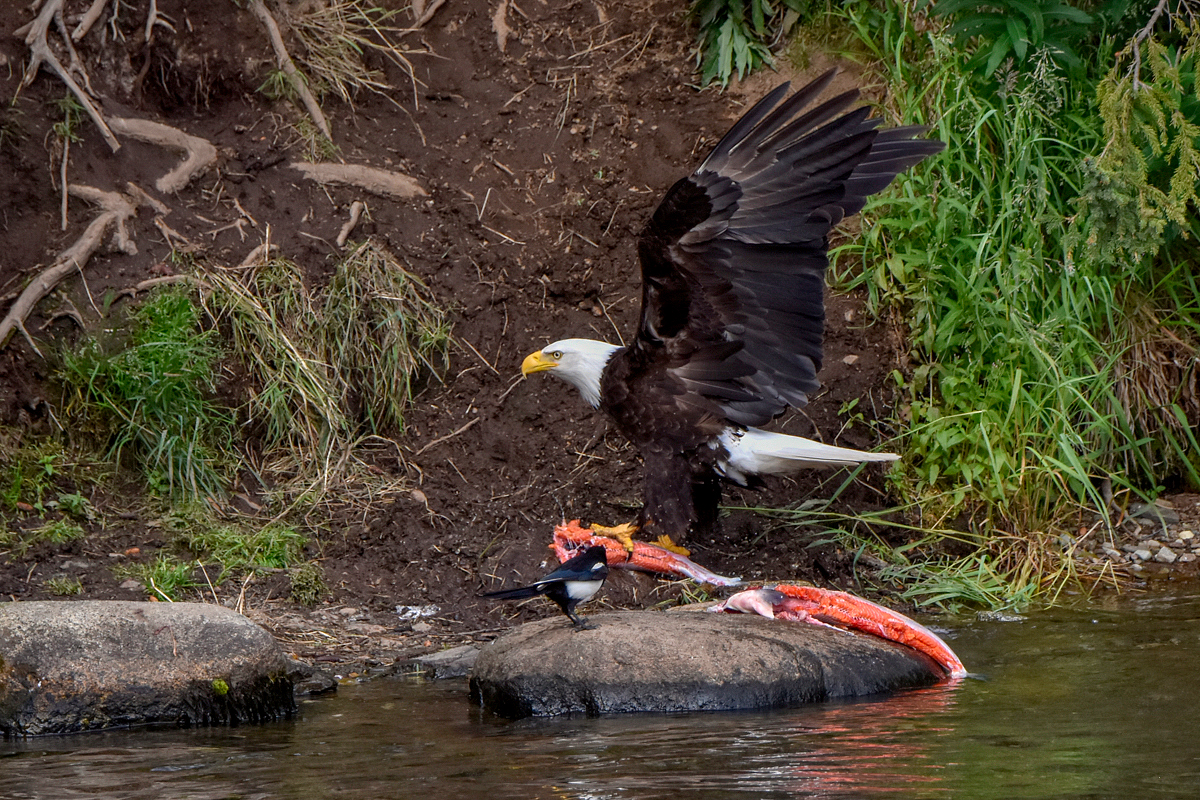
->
199;240;448;505
116;553;197;602
60;286;232;498
44;575;83;596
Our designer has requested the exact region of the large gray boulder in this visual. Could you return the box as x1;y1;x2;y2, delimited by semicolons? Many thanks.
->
470;609;943;717
0;601;295;736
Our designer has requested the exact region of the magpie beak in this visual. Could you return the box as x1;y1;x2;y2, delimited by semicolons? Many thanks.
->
480;545;608;628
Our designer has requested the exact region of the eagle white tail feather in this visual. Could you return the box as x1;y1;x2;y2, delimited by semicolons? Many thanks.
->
715;428;897;484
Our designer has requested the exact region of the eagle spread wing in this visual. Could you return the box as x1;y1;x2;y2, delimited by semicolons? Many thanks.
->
634;71;945;427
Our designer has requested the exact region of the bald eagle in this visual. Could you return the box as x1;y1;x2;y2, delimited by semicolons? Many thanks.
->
522;71;944;547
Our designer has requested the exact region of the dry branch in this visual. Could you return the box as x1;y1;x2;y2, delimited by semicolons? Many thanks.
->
249;0;333;142
19;0;120;152
288;162;427;198
107;117;218;194
0;185;136;351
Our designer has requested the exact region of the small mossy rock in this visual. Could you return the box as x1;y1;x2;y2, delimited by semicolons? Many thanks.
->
0;601;295;736
470;610;943;717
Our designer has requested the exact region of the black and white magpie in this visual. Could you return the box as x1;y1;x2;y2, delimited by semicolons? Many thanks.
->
480;545;608;628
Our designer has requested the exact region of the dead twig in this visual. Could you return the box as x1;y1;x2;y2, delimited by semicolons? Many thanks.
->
249;0;333;142
0;185;136;351
59;135;70;230
459;336;501;376
18;0;120;152
107;117;217;194
412;417;481;457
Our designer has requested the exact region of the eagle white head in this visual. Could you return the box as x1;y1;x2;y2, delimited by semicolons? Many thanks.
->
521;338;621;408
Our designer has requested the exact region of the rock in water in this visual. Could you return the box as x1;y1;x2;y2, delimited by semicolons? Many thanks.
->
470;610;943;717
0;601;295;736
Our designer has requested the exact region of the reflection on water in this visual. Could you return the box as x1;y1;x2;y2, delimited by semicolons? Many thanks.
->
4;593;1200;799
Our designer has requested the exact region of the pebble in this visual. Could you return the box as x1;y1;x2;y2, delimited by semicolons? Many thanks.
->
1134;549;1153;561
1180;553;1197;563
1155;546;1178;564
1180;530;1195;540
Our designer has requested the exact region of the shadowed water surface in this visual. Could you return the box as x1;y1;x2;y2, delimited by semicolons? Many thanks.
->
3;592;1200;799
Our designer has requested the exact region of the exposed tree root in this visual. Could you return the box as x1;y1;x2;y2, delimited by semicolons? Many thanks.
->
115;274;209;305
250;0;333;142
337;201;366;247
288;162;426;199
71;0;111;41
493;0;513;53
411;0;447;29
108;117;218;194
0;185;136;352
17;0;120;152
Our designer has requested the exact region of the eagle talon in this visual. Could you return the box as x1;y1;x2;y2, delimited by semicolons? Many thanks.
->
651;535;691;557
589;522;640;553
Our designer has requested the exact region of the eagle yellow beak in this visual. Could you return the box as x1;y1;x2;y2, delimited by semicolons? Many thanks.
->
522;350;558;376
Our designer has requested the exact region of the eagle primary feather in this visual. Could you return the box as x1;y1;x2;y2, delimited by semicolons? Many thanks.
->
522;72;944;543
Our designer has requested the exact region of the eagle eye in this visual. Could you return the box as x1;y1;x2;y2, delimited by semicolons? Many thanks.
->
550;350;563;359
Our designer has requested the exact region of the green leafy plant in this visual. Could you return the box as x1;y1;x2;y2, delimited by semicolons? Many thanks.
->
933;0;1094;74
288;561;328;607
692;0;810;86
1;442;66;511
51;492;97;521
51;92;85;143
827;1;1200;560
60;286;233;498
33;518;86;545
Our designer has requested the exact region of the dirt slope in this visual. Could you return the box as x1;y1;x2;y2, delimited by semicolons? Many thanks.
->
0;0;927;669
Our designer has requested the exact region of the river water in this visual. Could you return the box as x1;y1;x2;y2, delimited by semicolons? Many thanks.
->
3;592;1199;799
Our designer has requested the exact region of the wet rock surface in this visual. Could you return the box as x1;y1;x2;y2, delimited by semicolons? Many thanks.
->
469;610;944;717
0;601;294;736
